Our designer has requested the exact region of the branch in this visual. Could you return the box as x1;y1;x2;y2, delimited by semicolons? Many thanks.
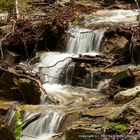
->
0;66;46;95
41;56;72;69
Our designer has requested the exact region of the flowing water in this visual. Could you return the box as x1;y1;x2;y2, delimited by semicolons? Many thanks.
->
66;26;105;54
135;0;140;9
21;110;65;139
4;25;109;140
83;9;139;26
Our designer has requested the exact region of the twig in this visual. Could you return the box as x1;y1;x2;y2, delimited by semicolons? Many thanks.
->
0;20;17;59
29;30;45;59
104;59;118;69
42;56;72;69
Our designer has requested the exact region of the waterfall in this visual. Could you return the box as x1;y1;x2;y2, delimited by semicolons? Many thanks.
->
21;110;65;139
32;26;107;104
33;52;72;83
66;26;105;54
3;106;17;126
33;27;105;85
3;26;107;140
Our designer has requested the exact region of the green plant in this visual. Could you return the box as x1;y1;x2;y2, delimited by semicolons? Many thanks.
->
14;107;22;140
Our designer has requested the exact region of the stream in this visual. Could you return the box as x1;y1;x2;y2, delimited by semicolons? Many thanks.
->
1;8;140;140
22;25;106;139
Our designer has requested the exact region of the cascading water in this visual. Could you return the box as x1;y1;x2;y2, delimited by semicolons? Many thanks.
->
21;110;65;140
33;52;72;83
66;26;105;54
3;25;107;140
32;26;106;104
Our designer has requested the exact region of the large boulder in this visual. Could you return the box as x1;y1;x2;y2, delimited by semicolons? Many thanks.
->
114;86;140;103
103;36;129;55
15;78;41;104
0;70;41;104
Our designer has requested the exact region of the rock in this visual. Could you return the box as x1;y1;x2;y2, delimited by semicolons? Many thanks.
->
82;107;117;117
0;120;15;140
112;67;132;82
15;78;41;104
114;86;140;103
66;126;100;140
0;71;20;100
0;69;42;104
0;100;16;116
103;36;129;54
58;0;71;6
107;97;140;121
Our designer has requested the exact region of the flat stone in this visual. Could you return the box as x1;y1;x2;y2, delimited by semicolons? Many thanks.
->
0;100;16;115
114;86;140;103
82;107;117;117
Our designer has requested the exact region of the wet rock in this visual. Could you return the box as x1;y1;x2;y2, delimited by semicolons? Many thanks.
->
114;86;140;103
0;120;15;140
15;78;41;104
107;97;140;121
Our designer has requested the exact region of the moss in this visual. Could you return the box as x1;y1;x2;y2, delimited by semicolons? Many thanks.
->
113;123;128;133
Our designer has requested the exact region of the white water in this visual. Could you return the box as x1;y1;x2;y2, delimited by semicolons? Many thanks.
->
4;107;16;126
84;10;139;26
21;110;65;140
41;83;98;104
66;26;105;54
33;52;72;83
33;28;106;103
4;26;107;140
